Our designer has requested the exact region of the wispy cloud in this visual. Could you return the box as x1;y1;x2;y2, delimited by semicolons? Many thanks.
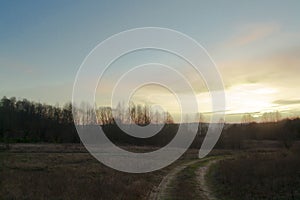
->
225;23;280;47
273;99;300;105
218;45;300;88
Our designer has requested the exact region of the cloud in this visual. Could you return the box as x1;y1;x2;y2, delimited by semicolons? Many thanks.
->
218;45;300;88
225;23;280;47
273;99;300;105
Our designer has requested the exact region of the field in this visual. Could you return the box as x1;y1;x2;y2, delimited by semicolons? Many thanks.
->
0;144;166;200
1;143;300;200
208;146;300;200
0;144;207;200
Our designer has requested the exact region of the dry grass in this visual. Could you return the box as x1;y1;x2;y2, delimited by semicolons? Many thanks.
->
0;144;204;200
208;147;300;200
0;145;168;200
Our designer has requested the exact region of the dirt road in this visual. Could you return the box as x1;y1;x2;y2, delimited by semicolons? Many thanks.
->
195;159;219;200
148;158;218;200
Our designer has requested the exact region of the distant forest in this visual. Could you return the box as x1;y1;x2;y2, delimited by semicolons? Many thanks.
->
0;96;174;144
0;96;300;149
0;96;78;143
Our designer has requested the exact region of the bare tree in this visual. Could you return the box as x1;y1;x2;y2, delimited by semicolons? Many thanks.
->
241;113;254;124
97;107;113;125
261;111;281;123
164;111;174;124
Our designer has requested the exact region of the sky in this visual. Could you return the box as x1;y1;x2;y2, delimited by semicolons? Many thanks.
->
1;0;300;122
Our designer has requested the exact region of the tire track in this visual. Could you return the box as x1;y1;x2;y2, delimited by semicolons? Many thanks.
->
148;158;218;200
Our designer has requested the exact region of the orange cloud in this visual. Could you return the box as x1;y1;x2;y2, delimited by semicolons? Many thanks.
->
226;23;280;47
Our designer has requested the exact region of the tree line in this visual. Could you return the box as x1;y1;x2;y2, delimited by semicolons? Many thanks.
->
0;96;78;143
217;119;300;149
1;96;300;149
75;101;174;125
0;96;174;143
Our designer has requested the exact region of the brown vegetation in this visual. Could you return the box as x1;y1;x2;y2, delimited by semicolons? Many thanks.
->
0;144;205;200
0;150;165;200
209;147;300;200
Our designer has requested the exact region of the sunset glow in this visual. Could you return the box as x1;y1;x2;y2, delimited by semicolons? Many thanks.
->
1;1;300;122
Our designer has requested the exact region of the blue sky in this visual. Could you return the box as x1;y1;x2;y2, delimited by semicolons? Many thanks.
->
1;0;300;121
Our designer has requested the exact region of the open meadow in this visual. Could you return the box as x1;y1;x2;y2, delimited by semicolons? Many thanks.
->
1;141;300;200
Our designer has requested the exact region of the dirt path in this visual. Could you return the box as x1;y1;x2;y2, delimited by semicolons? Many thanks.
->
148;158;218;200
148;160;199;200
195;159;219;200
